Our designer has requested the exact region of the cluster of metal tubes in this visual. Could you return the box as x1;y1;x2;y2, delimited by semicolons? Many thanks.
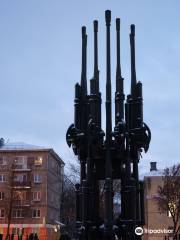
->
66;10;151;240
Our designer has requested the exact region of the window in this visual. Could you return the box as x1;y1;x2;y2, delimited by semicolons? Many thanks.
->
168;210;172;217
34;174;42;183
0;192;5;200
0;157;6;165
12;228;24;236
168;202;176;218
13;191;26;201
32;209;40;218
34;156;43;166
0;209;5;218
12;209;24;218
0;174;5;182
14;156;27;169
32;191;41;201
14;174;27;182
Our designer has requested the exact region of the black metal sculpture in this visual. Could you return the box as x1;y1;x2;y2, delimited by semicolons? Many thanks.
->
66;10;151;240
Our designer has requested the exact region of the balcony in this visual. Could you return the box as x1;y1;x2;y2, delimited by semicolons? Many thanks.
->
12;166;31;172
12;181;31;189
13;200;30;207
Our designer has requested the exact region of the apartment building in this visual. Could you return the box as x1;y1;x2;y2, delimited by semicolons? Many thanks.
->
143;162;179;240
0;142;64;240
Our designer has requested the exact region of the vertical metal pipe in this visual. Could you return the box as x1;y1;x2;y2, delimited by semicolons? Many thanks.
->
104;10;113;238
80;162;86;183
93;20;102;128
75;183;81;222
90;20;101;126
116;18;121;84
115;18;124;125
130;24;137;97
82;179;88;224
80;26;88;185
81;26;87;96
139;181;145;225
105;10;112;170
74;83;81;129
94;20;99;93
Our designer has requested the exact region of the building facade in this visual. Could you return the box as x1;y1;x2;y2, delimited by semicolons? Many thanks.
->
0;142;64;240
143;162;179;240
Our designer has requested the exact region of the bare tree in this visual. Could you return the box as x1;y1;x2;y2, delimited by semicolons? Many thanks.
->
60;174;76;238
66;159;121;219
66;160;80;183
155;164;180;239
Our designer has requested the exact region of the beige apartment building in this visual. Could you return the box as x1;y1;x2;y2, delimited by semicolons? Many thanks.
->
0;142;64;240
143;162;179;240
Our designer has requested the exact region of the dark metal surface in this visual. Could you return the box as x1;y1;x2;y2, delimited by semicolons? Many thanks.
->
66;10;151;240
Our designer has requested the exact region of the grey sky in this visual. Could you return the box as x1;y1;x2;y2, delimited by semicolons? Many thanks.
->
0;0;180;173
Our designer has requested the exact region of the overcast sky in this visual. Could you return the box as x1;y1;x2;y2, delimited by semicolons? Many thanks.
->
0;0;180;173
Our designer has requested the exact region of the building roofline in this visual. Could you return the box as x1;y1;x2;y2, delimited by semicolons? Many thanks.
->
0;148;65;165
0;148;51;152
